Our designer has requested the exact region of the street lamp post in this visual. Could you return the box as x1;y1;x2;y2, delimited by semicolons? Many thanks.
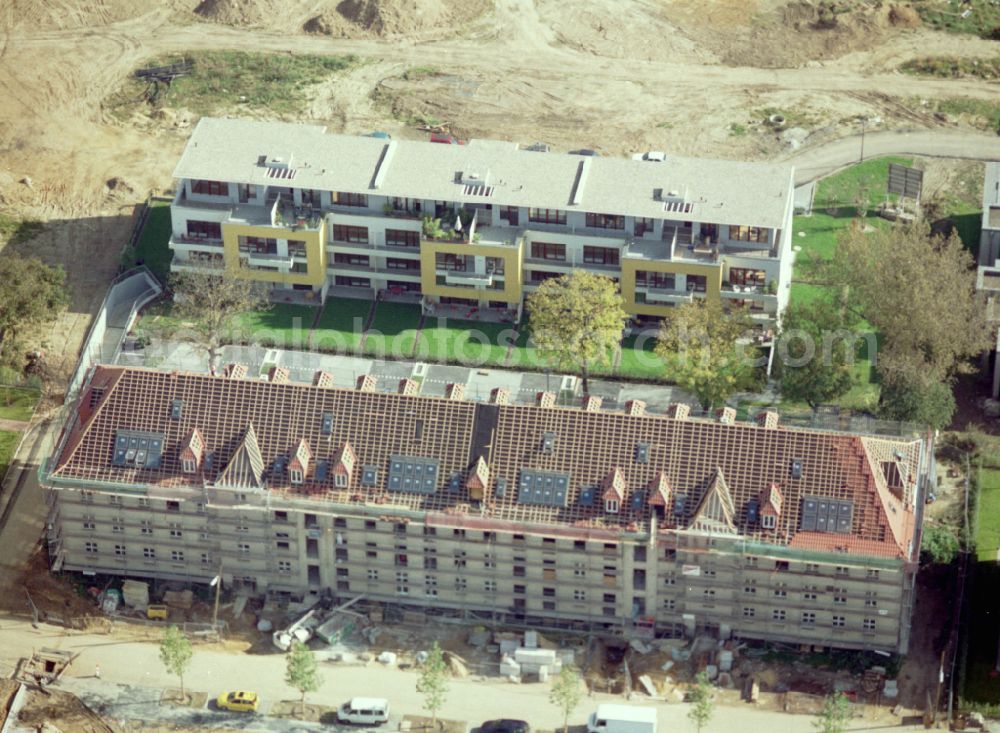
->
859;117;867;163
210;564;223;631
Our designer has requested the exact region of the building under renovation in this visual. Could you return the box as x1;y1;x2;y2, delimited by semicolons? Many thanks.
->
43;365;932;652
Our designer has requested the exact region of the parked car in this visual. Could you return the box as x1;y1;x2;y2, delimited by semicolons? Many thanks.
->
430;133;466;145
631;151;666;162
367;131;392;140
569;148;599;156
336;697;390;725
216;690;259;713
479;720;531;733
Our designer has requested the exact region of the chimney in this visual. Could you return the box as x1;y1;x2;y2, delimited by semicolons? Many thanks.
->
756;410;779;429
444;383;465;401
398;378;419;396
667;403;690;421
715;406;737;425
581;394;602;412
624;399;646;417
313;370;335;388
489;387;510;405
222;363;248;380
268;366;290;384
356;374;377;392
536;391;556;409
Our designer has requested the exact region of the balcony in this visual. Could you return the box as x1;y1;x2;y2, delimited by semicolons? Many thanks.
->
475;226;525;248
720;282;778;301
443;270;495;287
638;284;695;304
169;234;223;248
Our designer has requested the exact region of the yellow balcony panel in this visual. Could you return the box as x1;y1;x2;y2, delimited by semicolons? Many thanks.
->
421;238;523;303
222;220;326;287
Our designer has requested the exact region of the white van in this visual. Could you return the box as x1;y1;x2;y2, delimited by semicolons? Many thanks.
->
587;704;657;733
336;697;390;726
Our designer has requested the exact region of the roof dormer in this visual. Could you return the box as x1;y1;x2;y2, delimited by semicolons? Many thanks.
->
179;428;205;475
465;456;490;500
331;442;356;489
647;471;671;509
602;467;627;514
289;438;311;485
759;482;783;530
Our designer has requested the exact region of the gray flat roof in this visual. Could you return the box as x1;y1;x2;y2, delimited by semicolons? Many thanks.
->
172;117;794;228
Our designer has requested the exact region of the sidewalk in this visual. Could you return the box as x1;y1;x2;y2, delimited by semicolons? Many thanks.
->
0;618;929;733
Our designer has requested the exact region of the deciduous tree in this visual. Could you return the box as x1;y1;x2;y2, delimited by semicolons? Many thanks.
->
655;299;756;410
416;642;450;728
549;664;584;733
159;625;193;703
687;671;714;733
878;367;957;430
813;692;850;733
830;221;989;388
169;269;270;371
285;639;322;718
526;271;627;394
0;256;67;362
921;524;961;565
775;298;859;409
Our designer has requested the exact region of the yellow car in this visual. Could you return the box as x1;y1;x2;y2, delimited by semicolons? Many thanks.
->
216;690;259;713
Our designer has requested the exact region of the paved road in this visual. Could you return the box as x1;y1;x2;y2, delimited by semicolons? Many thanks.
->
0;619;931;733
786;129;1000;185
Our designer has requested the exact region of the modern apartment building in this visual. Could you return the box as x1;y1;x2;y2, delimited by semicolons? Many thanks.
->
168;118;795;329
977;163;1000;397
43;365;931;652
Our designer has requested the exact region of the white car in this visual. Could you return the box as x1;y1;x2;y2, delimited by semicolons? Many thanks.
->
632;151;666;162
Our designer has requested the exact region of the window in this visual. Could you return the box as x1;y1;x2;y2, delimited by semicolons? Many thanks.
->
237;543;250;555
334;252;370;267
333;518;347;528
635;271;676;290
170;526;183;539
181;457;196;474
633;546;647;562
703;588;716;599
386;257;419;271
201;552;211;565
191;179;229;196
435;252;469;271
485;579;497;593
774;560;789;572
605;499;620;514
634;218;654;237
528;208;566;225
832;615;846;628
836;566;850;576
866;569;880;580
236;521;249;533
761;514;776;530
278;560;292;574
81;490;94;503
574;564;586;578
573;589;586;602
585;213;625;230
114;544;126;557
865;592;878;608
334;473;348;488
529;270;561;283
82;519;96;531
455;576;467;592
773;584;787;598
543;587;556;597
484;554;496;568
803;589;818;601
530;241;566;261
112;520;124;534
395;552;408;567
513;565;526;578
332;225;369;243
186;220;222;240
424;576;438;597
367;569;378;581
143;547;155;559
235;493;248;503
745;556;758;567
728;267;767;288
424;556;437;570
335;275;371;288
171;550;185;563
664;574;676;587
289;468;304;485
728;225;769;243
396;571;409;595
277;541;290;551
664;548;677;561
385;229;420;247
453;551;467;568
863;618;877;633
833;591;847;605
805;563;820;573
365;520;377;530
166;500;180;512
743;607;756;618
801;611;816;626
334;192;368;208
421;526;434;536
336;548;348;562
772;609;786;621
662;598;675;611
109;495;122;506
687;275;708;292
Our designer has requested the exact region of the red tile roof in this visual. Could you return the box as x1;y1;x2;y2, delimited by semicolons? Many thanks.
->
49;366;928;558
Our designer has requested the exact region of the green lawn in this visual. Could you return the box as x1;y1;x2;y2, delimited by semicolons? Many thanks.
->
617;334;666;381
813;156;912;210
0;387;40;422
506;326;539;369
416;318;516;366
132;199;173;283
232;304;315;348
312;297;371;353
0;430;21;477
364;302;422;358
975;465;1000;563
